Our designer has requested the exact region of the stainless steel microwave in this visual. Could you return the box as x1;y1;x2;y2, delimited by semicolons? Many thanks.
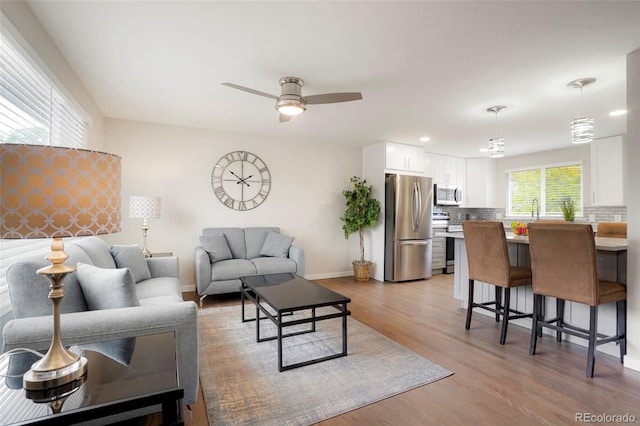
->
434;184;462;206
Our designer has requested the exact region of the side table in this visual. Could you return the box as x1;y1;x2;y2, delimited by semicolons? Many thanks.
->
1;333;183;425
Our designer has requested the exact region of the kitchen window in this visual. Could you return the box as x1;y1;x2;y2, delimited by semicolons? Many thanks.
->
507;162;583;217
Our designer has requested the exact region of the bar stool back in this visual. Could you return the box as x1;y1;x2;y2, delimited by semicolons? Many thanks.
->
527;222;626;377
462;221;532;344
597;222;627;238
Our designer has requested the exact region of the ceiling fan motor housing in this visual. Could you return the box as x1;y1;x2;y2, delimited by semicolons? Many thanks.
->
276;77;306;112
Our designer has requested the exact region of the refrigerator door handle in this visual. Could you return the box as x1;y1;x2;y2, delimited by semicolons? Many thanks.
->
399;241;429;245
412;182;420;232
416;182;422;230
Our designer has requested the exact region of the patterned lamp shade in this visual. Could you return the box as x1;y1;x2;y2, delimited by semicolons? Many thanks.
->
129;196;161;219
0;144;121;239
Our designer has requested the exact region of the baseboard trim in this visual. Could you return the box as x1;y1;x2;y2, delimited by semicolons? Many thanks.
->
305;271;354;280
181;284;196;293
624;355;640;372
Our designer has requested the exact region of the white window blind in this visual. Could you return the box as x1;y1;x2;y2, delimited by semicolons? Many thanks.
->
0;20;89;316
507;162;583;217
0;23;87;148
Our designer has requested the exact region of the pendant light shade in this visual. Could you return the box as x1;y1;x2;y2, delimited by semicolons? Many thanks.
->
488;137;505;158
487;105;506;158
570;116;594;144
567;78;596;144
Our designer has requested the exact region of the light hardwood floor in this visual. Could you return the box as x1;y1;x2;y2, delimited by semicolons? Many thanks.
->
180;274;640;425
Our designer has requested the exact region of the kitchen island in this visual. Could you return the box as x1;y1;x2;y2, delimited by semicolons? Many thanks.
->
444;231;627;356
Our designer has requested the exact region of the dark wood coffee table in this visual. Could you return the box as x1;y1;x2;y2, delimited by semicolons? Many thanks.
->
240;273;351;371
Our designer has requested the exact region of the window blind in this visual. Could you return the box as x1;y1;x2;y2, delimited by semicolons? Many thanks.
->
0;23;87;148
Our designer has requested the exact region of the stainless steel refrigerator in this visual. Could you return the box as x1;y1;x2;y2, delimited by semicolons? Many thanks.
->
384;174;433;282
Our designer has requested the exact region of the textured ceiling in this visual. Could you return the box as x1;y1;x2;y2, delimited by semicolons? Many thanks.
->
25;1;640;157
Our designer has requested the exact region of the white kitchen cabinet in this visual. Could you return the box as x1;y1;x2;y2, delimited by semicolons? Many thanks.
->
432;154;465;188
386;142;425;173
465;158;496;207
423;152;434;178
591;136;625;206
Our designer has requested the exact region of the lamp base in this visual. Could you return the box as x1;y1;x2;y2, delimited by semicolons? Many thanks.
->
23;356;88;391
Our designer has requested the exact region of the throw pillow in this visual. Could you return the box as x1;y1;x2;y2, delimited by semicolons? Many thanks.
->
76;262;140;310
109;245;152;283
200;234;233;263
259;231;295;258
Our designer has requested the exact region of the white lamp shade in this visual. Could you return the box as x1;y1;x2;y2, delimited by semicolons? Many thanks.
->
129;196;161;219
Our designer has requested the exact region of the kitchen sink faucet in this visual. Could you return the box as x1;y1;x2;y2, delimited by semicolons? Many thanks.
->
531;198;539;220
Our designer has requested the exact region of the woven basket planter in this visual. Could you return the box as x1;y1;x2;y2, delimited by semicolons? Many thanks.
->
352;260;372;282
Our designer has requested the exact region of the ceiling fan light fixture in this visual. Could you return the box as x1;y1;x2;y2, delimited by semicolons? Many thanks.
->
567;77;596;144
277;103;306;116
224;76;361;122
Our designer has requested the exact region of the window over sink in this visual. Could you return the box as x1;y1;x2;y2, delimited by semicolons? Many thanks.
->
507;162;583;218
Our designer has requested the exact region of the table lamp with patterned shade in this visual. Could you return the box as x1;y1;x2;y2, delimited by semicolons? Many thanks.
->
0;144;121;390
128;195;161;257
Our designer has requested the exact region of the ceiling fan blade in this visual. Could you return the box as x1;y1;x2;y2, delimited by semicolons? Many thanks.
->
279;113;293;123
305;92;363;105
222;82;279;100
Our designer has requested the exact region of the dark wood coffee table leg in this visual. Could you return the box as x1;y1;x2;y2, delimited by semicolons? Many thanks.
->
277;311;284;372
342;302;348;356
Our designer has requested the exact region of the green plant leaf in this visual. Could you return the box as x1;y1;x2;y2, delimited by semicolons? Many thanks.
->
340;176;381;262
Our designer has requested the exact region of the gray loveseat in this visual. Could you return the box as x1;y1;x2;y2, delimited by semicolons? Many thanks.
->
195;227;305;305
1;236;199;405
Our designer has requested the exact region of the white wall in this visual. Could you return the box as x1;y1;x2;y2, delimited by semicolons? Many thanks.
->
625;48;640;371
493;145;591;209
103;119;362;289
0;0;104;150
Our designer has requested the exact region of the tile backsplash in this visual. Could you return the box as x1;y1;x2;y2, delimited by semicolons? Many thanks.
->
437;206;627;229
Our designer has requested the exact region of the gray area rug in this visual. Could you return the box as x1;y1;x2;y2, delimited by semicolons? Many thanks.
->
198;305;452;425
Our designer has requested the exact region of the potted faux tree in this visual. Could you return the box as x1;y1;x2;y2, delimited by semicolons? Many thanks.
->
340;176;381;281
560;197;576;222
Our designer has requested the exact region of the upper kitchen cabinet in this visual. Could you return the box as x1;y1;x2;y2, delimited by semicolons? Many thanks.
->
591;135;626;206
385;142;425;173
424;152;434;178
465;158;496;207
432;154;465;188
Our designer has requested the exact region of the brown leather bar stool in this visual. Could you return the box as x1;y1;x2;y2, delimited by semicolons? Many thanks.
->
597;222;627;238
462;221;533;344
527;222;626;377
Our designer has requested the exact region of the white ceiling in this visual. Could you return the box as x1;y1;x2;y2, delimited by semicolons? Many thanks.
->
25;1;640;158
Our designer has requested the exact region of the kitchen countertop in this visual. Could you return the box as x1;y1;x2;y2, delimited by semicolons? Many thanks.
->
440;231;627;252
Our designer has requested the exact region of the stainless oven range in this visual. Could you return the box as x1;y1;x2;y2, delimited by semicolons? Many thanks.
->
431;212;450;273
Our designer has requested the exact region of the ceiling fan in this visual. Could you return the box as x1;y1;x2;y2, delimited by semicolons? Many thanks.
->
222;77;363;122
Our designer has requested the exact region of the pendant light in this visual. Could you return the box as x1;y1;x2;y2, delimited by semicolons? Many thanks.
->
567;77;596;144
486;105;506;158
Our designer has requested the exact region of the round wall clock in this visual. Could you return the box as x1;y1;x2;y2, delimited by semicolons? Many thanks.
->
211;151;271;211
